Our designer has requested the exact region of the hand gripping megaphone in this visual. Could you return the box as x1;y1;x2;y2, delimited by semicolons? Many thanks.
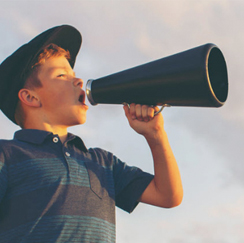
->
86;43;228;109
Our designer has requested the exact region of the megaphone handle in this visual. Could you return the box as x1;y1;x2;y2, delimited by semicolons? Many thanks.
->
123;103;170;116
154;104;171;115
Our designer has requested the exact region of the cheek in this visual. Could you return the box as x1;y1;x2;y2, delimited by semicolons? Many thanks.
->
38;82;76;108
49;87;74;103
40;93;66;110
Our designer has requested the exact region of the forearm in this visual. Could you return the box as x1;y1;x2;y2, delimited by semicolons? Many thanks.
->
123;104;183;208
145;129;183;207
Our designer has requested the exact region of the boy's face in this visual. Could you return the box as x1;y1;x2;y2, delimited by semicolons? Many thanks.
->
34;55;88;127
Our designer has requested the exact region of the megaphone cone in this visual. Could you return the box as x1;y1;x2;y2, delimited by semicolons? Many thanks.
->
86;43;228;108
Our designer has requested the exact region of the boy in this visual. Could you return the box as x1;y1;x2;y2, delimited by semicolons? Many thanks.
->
0;25;183;242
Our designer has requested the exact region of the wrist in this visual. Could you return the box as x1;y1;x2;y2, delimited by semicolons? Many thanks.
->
144;128;167;147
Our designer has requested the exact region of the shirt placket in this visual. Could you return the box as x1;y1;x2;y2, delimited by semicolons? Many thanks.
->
52;135;72;174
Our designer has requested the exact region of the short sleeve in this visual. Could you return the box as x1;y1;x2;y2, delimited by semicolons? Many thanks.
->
113;155;154;213
0;150;7;203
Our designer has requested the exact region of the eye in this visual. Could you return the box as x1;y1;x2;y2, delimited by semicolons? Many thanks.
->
57;74;65;78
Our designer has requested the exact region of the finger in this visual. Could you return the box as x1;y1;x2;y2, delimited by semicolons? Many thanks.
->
147;106;155;120
135;104;143;121
129;103;137;120
142;105;149;122
154;106;160;113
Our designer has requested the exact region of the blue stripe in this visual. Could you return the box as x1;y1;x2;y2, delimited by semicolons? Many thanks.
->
7;158;115;200
7;158;90;199
0;215;115;243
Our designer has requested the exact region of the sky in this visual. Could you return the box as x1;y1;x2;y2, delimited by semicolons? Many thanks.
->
0;0;243;242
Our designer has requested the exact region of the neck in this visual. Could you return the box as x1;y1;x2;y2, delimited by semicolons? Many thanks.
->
23;121;68;143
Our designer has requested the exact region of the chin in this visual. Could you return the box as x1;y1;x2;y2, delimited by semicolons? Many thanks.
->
74;115;87;125
67;119;86;128
68;109;87;126
78;118;87;125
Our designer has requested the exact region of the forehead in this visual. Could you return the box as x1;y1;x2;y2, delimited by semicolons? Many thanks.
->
38;56;73;75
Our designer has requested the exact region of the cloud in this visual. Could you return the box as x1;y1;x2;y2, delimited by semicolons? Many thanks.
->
0;1;244;242
3;0;243;185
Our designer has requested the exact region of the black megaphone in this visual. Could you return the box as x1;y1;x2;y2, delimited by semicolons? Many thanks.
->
86;43;228;108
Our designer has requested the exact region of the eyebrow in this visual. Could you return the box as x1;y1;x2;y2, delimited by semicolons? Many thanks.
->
49;67;76;77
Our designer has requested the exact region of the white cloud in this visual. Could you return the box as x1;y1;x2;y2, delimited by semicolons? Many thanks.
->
1;0;244;242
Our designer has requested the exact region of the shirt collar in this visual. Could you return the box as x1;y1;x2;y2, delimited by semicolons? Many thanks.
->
65;133;88;152
14;129;88;152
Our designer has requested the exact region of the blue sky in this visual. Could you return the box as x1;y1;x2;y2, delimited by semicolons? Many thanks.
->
0;0;244;242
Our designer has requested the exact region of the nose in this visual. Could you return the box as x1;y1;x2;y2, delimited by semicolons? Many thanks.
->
73;77;83;88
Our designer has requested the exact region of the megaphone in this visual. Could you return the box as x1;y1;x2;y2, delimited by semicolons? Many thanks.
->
86;43;228;108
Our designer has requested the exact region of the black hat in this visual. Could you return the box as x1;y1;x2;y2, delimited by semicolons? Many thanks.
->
0;25;82;124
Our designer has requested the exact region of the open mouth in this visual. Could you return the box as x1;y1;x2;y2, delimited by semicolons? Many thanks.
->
78;90;86;104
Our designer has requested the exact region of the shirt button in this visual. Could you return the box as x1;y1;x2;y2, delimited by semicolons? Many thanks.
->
53;137;59;143
65;152;71;157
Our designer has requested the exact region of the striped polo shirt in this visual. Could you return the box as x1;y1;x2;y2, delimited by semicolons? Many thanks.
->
0;129;153;243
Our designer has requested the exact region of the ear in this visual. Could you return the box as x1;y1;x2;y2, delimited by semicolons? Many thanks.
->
18;89;41;108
